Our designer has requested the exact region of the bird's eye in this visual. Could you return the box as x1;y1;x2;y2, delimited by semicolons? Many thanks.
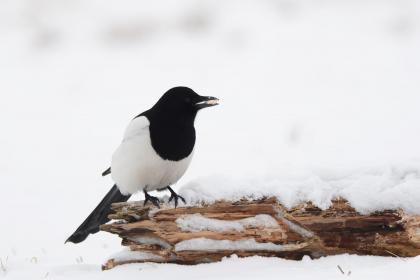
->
185;97;191;103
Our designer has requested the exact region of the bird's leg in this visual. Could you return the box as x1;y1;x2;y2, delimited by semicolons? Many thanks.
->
143;190;160;208
167;186;186;208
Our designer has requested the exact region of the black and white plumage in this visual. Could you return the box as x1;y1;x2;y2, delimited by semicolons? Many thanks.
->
66;87;219;244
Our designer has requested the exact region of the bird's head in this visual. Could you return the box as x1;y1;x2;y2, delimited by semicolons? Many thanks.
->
152;87;219;119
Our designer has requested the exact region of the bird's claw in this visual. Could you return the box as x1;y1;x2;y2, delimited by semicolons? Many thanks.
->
144;192;160;208
168;191;186;208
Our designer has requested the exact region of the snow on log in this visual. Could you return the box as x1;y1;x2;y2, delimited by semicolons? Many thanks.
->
101;198;420;270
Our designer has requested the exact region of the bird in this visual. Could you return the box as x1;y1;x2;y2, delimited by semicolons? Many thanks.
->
66;86;219;244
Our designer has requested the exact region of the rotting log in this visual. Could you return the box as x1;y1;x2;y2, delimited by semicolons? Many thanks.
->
101;197;420;270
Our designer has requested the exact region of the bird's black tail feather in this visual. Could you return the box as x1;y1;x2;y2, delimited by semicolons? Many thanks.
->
65;185;130;244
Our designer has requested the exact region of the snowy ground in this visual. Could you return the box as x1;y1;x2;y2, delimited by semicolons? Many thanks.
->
3;254;420;280
1;0;420;279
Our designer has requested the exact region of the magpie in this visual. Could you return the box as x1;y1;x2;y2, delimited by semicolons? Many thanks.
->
66;87;219;244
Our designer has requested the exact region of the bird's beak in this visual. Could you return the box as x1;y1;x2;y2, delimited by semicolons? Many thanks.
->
194;96;220;110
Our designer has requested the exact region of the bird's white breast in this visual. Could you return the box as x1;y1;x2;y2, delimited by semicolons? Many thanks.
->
111;116;193;195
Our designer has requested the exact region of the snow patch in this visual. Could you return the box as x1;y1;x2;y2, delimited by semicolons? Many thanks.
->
108;249;164;263
275;209;314;238
180;162;420;214
127;236;172;249
279;217;314;239
175;238;307;252
176;214;279;232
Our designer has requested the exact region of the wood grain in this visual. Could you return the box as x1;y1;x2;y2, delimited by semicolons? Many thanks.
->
101;198;420;270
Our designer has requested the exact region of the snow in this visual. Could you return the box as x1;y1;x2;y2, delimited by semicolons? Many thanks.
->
1;0;420;279
275;210;314;238
179;161;420;214
175;238;306;252
2;254;420;280
126;237;171;249
108;249;164;263
176;214;279;232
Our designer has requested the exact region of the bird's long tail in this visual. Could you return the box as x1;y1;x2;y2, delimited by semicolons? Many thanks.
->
65;184;131;244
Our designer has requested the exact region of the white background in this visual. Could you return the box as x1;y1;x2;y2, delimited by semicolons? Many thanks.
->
1;0;420;278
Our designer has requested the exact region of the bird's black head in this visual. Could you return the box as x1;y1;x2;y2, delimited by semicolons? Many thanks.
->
143;86;219;161
152;87;219;119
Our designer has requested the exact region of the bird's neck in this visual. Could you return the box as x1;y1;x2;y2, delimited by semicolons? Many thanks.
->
147;112;197;161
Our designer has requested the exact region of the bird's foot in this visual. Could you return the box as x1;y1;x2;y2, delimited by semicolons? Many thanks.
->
167;186;186;208
144;191;160;208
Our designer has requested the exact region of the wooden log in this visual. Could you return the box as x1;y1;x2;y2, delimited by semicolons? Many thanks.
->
101;197;420;270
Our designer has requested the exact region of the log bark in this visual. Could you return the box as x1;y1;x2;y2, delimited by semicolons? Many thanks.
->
101;198;420;270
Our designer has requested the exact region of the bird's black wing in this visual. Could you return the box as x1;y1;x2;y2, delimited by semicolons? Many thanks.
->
102;167;111;176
